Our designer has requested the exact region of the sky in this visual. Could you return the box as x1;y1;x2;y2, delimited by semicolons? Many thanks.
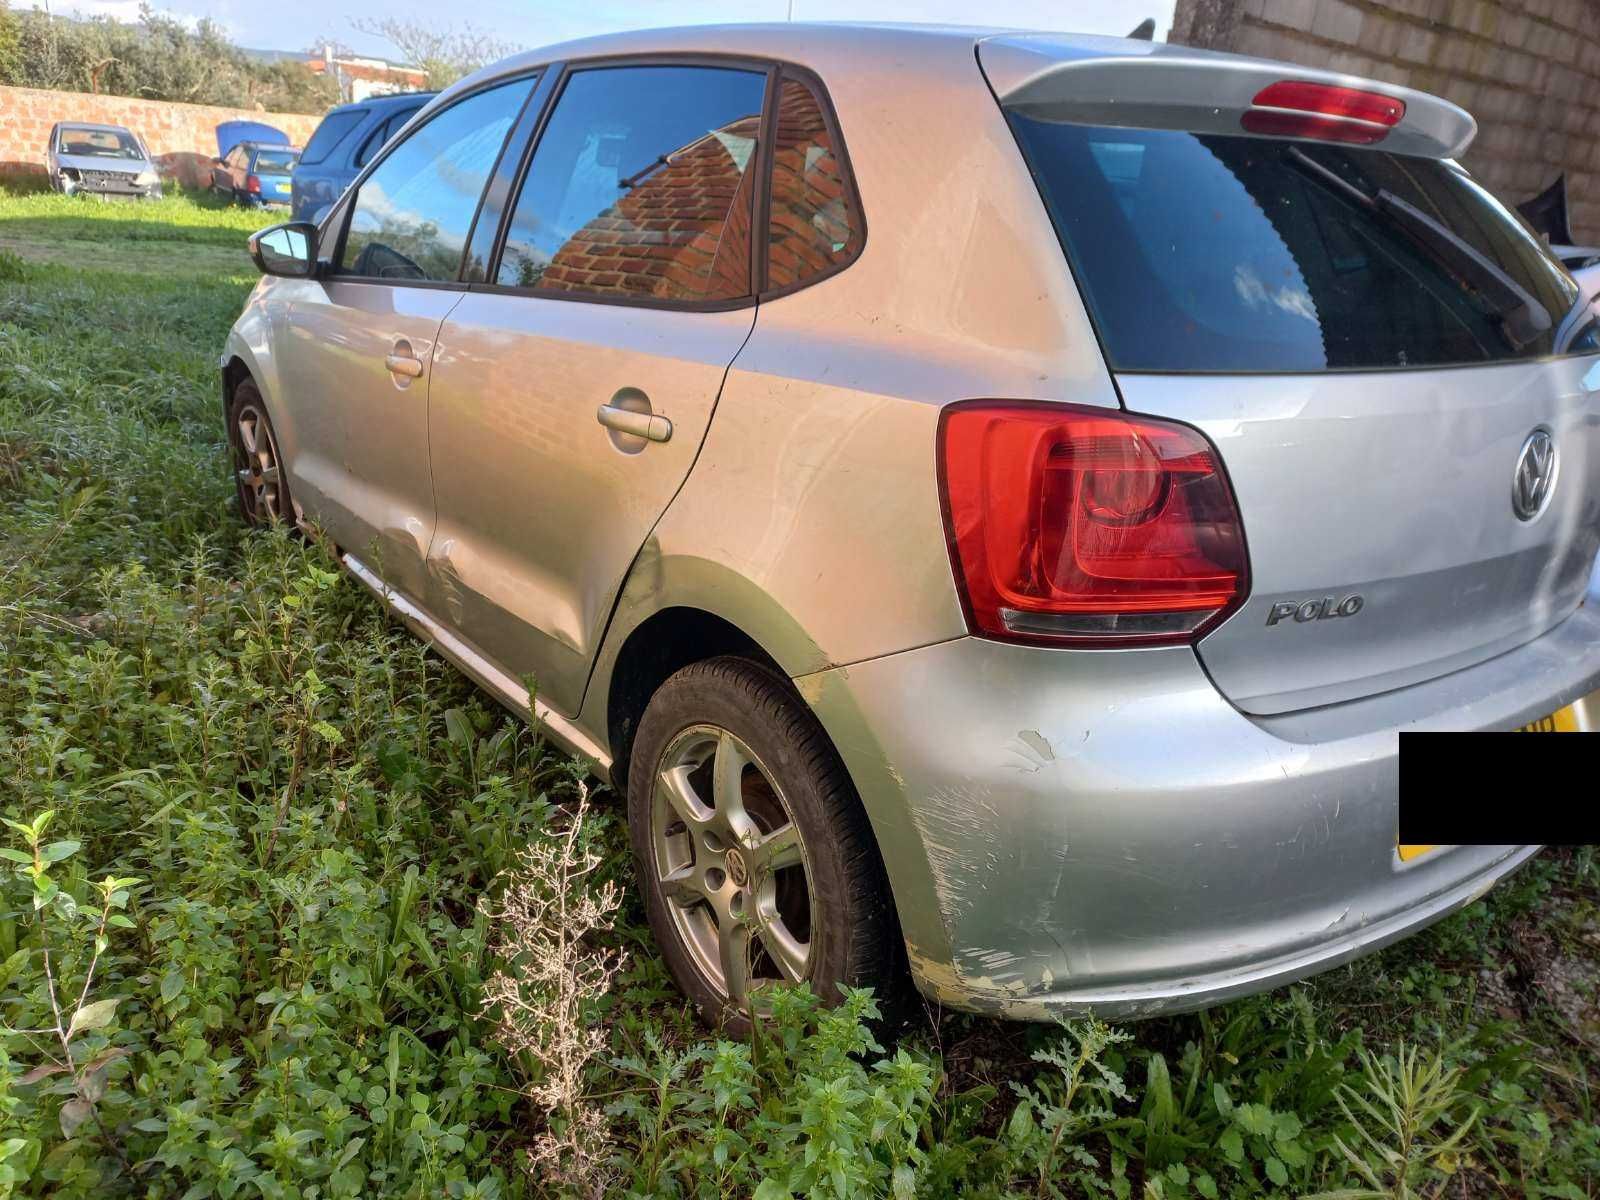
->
30;0;1178;60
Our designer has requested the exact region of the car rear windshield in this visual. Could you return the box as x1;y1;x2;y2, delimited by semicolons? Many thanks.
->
1008;117;1598;373
300;110;365;165
253;149;299;172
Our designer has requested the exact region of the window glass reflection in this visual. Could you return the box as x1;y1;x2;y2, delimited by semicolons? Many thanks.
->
1010;117;1593;372
497;66;766;301
766;77;862;290
339;79;533;283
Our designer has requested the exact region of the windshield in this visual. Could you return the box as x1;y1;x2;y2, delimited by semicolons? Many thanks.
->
1009;117;1599;372
253;149;299;173
57;127;144;161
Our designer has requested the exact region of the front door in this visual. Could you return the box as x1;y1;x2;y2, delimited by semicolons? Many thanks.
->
425;63;769;715
273;76;537;602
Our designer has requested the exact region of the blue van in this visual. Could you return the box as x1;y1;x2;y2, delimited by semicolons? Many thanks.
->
289;91;437;223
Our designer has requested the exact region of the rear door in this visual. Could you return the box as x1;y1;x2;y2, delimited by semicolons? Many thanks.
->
424;61;768;716
273;76;537;603
991;52;1600;714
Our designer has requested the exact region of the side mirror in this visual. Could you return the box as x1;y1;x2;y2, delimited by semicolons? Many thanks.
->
248;222;318;279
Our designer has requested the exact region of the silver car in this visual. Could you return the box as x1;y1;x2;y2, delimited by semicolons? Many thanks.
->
223;25;1600;1027
48;121;163;199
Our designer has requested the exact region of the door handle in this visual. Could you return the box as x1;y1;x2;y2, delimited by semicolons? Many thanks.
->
385;353;424;378
597;403;672;443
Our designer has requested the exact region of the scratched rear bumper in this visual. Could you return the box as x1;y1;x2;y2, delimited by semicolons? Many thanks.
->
798;564;1600;1019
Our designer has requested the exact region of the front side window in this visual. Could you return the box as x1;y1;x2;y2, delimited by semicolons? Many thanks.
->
496;65;766;302
766;76;863;291
339;79;534;283
300;110;364;165
1010;117;1596;372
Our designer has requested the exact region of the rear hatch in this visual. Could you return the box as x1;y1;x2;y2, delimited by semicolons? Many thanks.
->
981;37;1600;714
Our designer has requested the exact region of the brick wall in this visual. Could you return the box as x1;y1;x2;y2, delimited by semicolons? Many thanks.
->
0;85;323;187
1169;0;1600;244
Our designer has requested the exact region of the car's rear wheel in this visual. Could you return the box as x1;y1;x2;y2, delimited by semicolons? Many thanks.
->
628;656;899;1034
228;380;292;527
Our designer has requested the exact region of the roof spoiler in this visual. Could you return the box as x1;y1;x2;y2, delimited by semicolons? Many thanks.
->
978;36;1476;160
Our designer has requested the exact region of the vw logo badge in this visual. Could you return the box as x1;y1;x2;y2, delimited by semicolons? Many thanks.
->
1512;429;1556;522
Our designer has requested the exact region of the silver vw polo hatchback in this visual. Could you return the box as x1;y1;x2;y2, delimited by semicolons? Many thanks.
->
224;24;1600;1026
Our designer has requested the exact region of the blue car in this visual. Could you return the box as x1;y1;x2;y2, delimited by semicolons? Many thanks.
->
210;141;300;208
290;91;437;223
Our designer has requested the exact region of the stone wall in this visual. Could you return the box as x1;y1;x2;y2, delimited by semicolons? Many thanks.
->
0;86;323;188
1169;0;1600;244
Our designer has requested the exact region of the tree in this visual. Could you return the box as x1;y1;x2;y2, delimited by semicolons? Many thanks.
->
0;4;336;113
349;17;519;90
0;1;20;84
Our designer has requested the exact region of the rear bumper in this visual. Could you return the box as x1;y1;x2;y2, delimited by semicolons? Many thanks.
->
798;563;1600;1019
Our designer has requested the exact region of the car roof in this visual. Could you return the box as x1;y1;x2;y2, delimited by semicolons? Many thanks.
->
326;90;439;116
472;22;1064;77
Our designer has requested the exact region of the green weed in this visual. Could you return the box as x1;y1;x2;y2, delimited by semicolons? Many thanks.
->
0;188;1596;1200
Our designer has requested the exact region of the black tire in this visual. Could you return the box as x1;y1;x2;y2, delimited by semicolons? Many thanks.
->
226;379;294;528
628;656;900;1035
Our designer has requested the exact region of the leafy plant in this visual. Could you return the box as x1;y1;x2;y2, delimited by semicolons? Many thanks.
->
1309;1043;1479;1200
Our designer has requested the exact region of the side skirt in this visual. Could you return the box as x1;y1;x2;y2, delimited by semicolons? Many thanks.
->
341;552;613;782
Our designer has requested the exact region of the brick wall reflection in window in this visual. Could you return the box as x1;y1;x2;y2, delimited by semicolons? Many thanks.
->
535;117;758;301
766;78;862;291
496;66;767;303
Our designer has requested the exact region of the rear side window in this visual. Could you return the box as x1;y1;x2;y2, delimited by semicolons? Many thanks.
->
355;108;418;169
495;65;766;301
300;110;364;165
1010;118;1596;372
338;79;534;282
766;76;863;292
253;149;298;173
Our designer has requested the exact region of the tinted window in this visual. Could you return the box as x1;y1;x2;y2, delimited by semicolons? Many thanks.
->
1010;118;1597;372
496;65;766;301
766;77;862;291
356;109;418;168
339;79;534;283
300;110;365;165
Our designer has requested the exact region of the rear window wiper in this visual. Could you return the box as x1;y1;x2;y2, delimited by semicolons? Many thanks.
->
1286;148;1552;349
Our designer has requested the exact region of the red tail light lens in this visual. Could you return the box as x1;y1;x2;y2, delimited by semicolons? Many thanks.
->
937;402;1248;646
246;174;262;194
1242;80;1406;145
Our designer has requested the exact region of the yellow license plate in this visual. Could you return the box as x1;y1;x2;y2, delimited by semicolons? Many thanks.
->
1401;697;1592;861
1517;703;1581;733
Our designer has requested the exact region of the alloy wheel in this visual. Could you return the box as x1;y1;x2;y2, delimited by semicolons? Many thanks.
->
650;724;815;1005
233;400;285;524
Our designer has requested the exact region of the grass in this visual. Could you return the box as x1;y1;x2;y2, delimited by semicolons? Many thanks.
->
0;187;1597;1199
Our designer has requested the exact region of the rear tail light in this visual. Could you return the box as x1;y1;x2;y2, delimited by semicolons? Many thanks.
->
1241;80;1406;145
937;402;1248;647
246;174;262;194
